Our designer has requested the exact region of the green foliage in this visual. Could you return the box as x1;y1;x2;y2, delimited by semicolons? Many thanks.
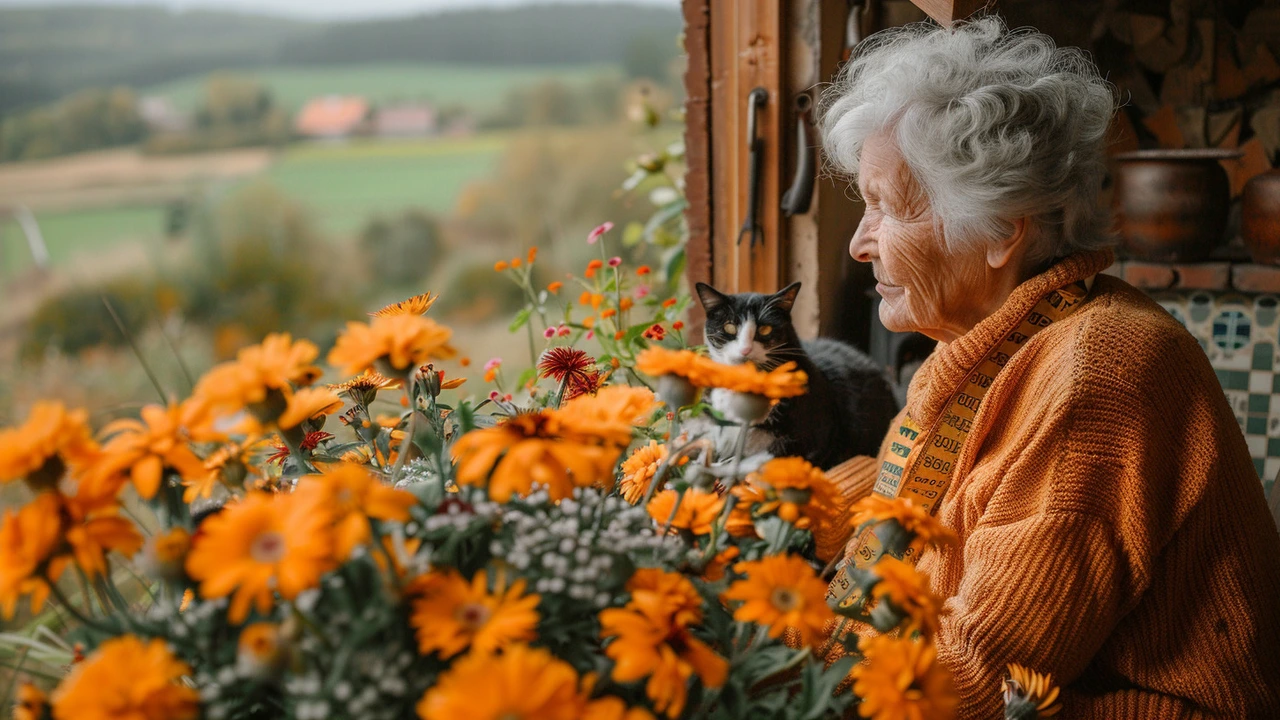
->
0;87;145;161
143;75;291;156
358;209;444;285
176;182;359;343
20;277;155;360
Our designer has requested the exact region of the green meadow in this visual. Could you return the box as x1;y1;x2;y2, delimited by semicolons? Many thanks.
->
146;63;619;114
0;133;507;279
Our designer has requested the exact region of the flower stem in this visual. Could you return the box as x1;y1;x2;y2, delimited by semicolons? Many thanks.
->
47;582;114;634
390;376;418;484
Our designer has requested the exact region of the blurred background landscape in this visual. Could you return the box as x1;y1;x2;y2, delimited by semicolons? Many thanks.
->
0;0;687;422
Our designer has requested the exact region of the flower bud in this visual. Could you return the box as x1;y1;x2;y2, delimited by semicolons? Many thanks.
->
237;622;290;680
723;391;772;424
656;374;699;409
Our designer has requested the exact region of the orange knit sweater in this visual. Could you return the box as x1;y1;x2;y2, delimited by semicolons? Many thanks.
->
815;251;1280;718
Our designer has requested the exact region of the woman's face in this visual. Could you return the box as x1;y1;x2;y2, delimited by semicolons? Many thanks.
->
849;133;1008;343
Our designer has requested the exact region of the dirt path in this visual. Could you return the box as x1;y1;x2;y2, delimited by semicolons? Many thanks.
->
0;147;274;212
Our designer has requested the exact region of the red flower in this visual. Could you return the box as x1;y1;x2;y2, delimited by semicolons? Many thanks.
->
266;431;333;466
643;324;666;341
538;347;596;387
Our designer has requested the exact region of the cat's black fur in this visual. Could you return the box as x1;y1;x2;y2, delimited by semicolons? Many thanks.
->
695;281;900;469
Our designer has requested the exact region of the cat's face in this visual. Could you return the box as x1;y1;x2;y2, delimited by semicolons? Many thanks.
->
695;282;800;368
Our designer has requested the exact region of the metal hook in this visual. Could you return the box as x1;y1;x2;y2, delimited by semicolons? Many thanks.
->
781;93;815;217
738;87;768;248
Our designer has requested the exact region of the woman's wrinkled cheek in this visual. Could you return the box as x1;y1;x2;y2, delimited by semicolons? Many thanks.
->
880;222;950;332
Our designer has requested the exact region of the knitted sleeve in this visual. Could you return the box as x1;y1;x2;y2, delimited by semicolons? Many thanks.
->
935;510;1129;718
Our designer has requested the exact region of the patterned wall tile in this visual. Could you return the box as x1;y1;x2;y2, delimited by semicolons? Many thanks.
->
1156;290;1280;483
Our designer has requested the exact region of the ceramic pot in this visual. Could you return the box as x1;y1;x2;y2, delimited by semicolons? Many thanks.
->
1112;149;1240;263
1243;169;1280;265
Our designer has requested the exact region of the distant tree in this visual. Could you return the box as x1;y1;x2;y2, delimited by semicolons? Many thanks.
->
196;74;273;129
624;32;678;81
0;86;143;161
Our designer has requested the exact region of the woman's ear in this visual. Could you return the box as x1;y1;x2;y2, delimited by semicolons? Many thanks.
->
986;217;1031;270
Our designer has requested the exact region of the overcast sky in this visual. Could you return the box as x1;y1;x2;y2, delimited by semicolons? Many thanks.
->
0;0;679;21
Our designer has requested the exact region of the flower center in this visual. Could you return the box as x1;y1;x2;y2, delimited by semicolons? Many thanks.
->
455;602;491;630
770;587;801;612
250;532;287;564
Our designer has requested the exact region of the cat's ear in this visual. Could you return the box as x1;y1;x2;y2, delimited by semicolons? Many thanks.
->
695;283;729;312
771;282;802;312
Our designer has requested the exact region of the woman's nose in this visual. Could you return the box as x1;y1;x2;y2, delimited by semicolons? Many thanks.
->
849;219;875;263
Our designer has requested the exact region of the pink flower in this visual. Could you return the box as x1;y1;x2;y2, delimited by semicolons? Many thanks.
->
608;256;622;268
484;357;503;372
489;390;501;401
586;330;595;340
634;284;651;299
587;222;614;245
557;325;571;337
543;327;556;339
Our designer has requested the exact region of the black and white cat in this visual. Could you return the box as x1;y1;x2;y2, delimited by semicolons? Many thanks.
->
692;281;900;469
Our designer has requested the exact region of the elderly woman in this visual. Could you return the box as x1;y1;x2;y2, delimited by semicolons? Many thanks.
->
814;17;1280;718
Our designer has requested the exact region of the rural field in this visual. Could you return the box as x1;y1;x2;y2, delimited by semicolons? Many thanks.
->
145;63;619;114
0;131;508;280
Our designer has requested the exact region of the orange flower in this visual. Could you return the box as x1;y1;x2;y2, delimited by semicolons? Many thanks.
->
556;386;656;447
721;555;834;647
579;291;593;306
452;413;619;502
871;556;946;638
849;495;958;553
1004;663;1063;718
328;369;402;405
731;457;837;532
584;696;656;720
192;333;322;414
460;357;472;367
700;545;739;582
636;266;652;276
583;316;596;329
371;292;439;318
52;636;199;720
91;403;210;500
634;348;715;385
599;600;727;718
511;257;522;268
0;493;66;619
601;308;617;319
637;348;808;398
13;683;45;720
587;259;604;271
672;321;684;331
591;293;605;309
614;331;625;341
548;281;563;294
645;489;723;535
186;492;335;624
61;491;144;578
418;643;584;720
294;464;417;559
278;387;344;430
494;260;509;272
137;527;191;582
619;297;634;311
619;441;684;504
624;568;702;627
410;569;540;659
852;635;957;720
662;298;678;308
0;401;97;489
328;314;457;376
527;247;539;263
237;622;289;678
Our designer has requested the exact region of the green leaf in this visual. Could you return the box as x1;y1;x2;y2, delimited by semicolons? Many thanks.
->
456;399;477;434
642;197;688;243
508;307;532;333
664;246;686;285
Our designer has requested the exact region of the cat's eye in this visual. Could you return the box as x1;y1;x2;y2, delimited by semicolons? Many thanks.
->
723;322;738;335
758;325;772;337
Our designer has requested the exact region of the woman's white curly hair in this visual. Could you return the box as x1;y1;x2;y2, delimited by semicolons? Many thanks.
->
819;16;1118;263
